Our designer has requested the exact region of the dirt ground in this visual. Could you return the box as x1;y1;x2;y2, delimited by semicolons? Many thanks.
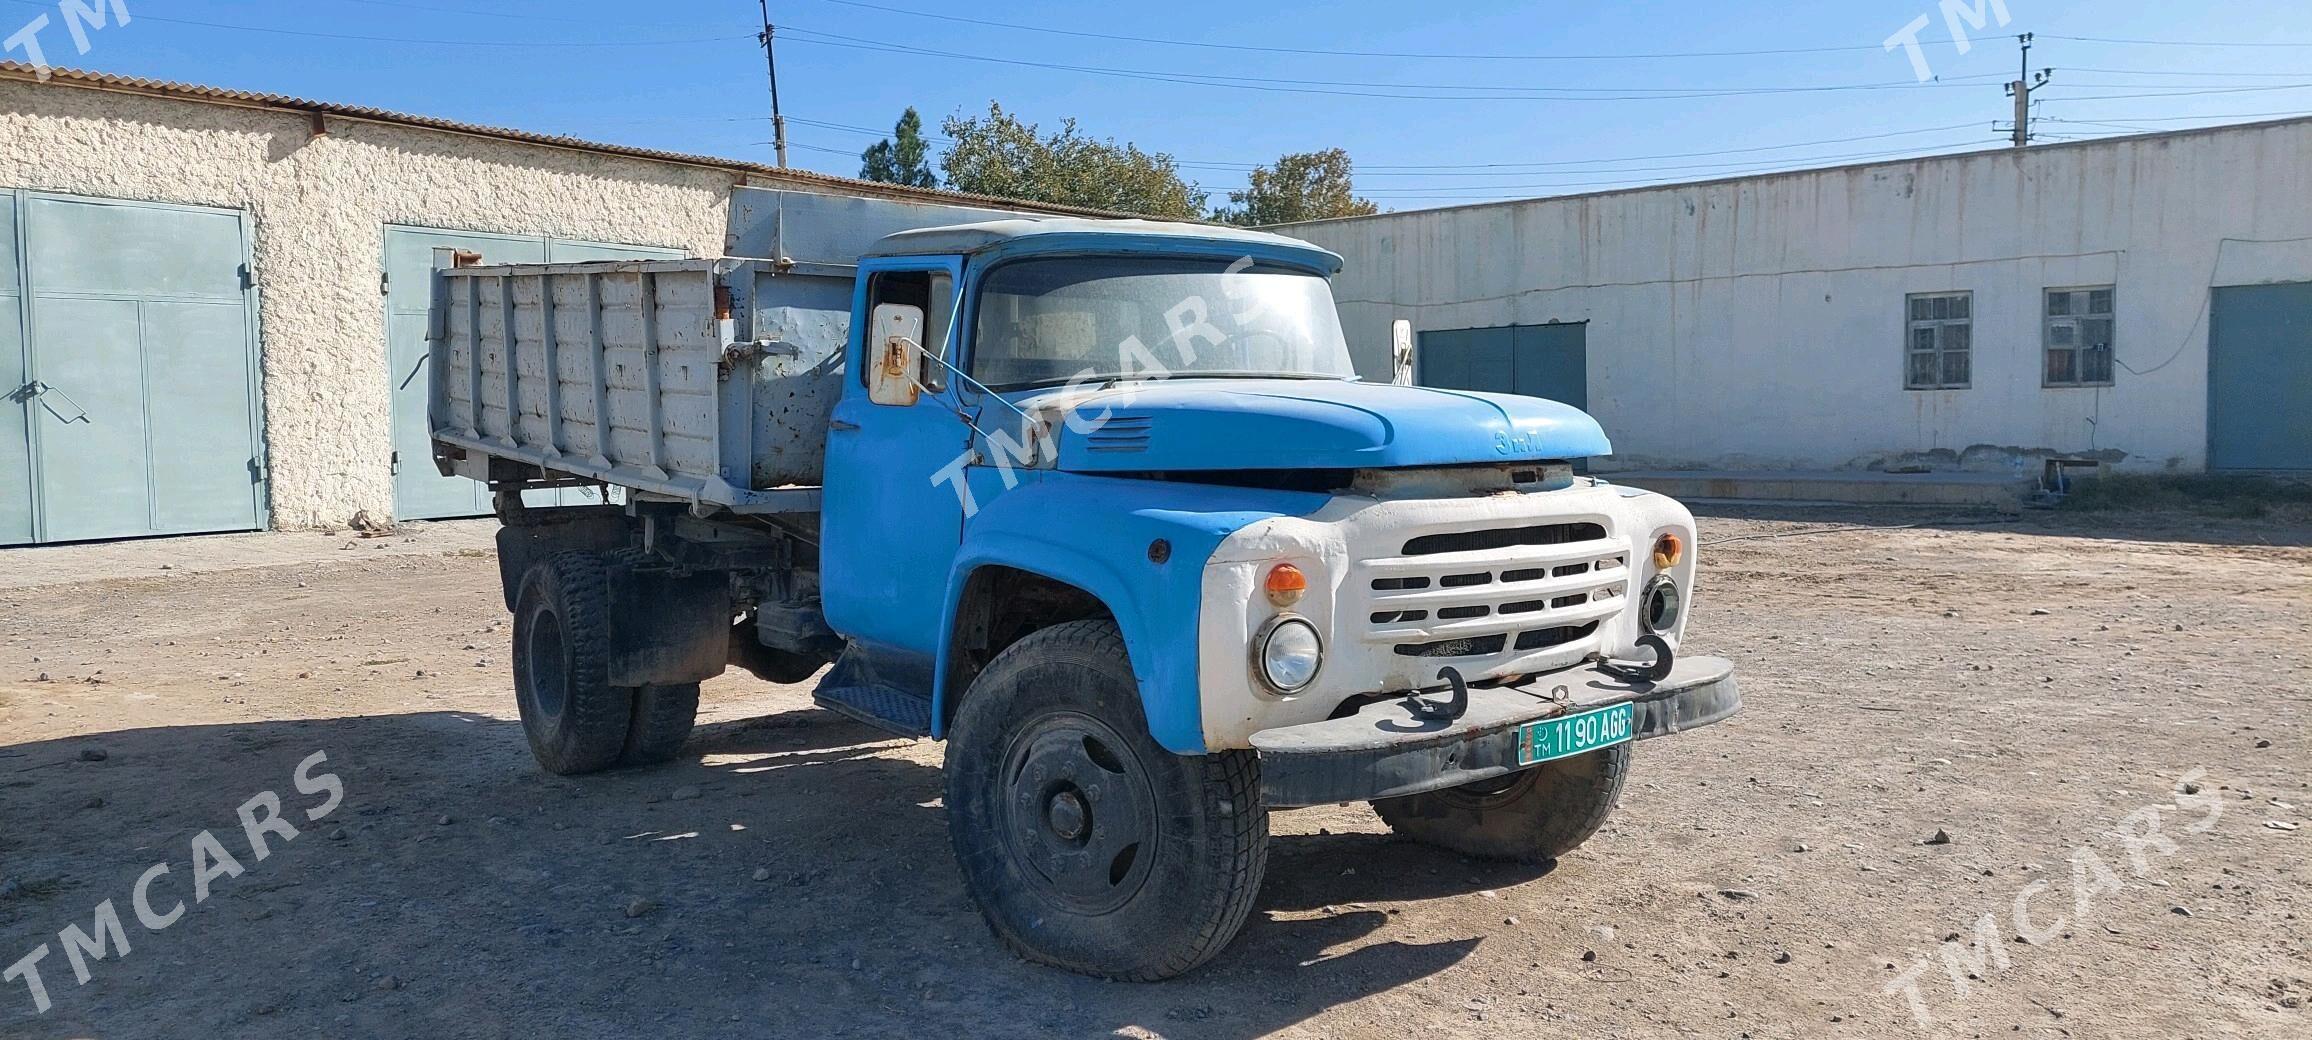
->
1;507;2306;1040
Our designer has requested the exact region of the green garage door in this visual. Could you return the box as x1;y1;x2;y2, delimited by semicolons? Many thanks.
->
1418;322;1589;409
383;226;684;520
1;191;264;546
2209;283;2312;473
1;197;26;545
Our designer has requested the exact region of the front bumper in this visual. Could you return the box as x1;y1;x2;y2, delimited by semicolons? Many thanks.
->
1249;655;1738;807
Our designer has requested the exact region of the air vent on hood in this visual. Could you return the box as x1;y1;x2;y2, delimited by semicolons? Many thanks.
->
1085;413;1154;453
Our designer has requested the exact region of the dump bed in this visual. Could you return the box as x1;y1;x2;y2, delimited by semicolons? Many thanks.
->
426;256;848;514
425;187;1042;516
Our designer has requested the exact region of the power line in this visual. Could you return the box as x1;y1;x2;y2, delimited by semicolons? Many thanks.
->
1350;122;1994;170
2062;66;2312;78
775;27;2010;102
2041;118;2166;133
1349;143;2007;196
2048;82;2312;102
782;140;868;158
806;0;1962;61
0;0;751;47
2042;33;2312;49
333;0;608;23
1354;139;2006;186
784;114;2002;175
2038;107;2312;123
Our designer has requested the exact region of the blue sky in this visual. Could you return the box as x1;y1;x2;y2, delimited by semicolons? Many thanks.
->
9;0;2312;211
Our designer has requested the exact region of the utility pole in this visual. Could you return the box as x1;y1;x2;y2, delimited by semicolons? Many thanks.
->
2002;33;2054;148
757;0;789;168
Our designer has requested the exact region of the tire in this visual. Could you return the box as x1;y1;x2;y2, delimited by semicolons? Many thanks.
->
510;551;638;775
944;620;1268;981
620;682;700;767
1372;743;1632;864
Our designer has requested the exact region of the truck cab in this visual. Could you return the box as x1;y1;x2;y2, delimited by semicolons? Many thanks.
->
435;215;1738;982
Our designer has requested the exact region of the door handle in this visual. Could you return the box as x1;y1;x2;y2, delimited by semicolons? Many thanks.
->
16;381;89;424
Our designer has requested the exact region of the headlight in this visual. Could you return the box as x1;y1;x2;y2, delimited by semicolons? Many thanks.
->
1254;616;1323;694
1639;575;1683;634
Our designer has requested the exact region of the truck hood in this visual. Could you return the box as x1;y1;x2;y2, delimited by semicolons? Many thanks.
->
1010;379;1611;473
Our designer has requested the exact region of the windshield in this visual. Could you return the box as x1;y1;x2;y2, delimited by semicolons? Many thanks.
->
970;256;1358;390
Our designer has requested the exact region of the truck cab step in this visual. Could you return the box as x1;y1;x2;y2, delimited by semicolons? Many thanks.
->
813;684;932;738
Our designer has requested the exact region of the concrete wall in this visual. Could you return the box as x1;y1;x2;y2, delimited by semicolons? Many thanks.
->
1291;119;2312;474
0;78;738;528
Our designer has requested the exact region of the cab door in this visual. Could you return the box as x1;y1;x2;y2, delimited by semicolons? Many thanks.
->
819;257;968;660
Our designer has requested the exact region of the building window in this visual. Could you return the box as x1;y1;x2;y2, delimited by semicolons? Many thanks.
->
2044;287;2115;387
1905;292;1972;390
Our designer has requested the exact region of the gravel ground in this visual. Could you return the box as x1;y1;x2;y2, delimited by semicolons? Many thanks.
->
0;507;2305;1039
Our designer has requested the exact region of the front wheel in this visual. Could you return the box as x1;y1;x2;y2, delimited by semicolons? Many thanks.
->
1372;743;1632;864
944;620;1268;981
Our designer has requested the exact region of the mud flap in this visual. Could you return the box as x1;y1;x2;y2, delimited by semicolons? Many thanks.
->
604;560;731;688
493;506;628;611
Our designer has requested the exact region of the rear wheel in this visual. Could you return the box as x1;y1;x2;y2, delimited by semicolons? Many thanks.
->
511;551;635;775
1372;743;1631;864
944;620;1268;981
620;682;700;767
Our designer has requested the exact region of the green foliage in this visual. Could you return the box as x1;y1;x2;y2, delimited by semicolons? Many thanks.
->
1214;148;1379;227
939;102;1207;218
859;108;938;189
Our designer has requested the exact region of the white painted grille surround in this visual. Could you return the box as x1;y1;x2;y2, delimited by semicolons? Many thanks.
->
1198;480;1698;750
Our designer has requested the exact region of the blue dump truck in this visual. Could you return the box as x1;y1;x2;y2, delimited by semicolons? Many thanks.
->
427;192;1738;980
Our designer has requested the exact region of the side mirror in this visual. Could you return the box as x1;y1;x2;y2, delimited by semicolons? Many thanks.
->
1391;318;1415;386
867;303;926;407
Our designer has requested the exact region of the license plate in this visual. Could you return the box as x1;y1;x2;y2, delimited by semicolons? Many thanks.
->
1516;703;1636;766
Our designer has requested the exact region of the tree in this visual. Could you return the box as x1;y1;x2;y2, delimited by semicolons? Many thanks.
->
859;107;938;189
939;102;1207;219
1214;148;1379;227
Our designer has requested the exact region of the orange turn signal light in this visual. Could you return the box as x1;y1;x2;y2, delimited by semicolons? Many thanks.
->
1653;533;1686;570
1265;563;1309;607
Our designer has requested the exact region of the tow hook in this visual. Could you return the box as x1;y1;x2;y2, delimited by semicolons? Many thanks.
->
1595;634;1676;684
1405;666;1472;721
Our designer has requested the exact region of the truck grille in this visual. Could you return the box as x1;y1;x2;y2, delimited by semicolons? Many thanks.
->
1400;521;1606;556
1356;517;1628;663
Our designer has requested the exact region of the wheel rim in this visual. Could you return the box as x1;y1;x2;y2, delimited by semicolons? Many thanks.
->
997;711;1158;915
522;608;571;728
1456;769;1527;798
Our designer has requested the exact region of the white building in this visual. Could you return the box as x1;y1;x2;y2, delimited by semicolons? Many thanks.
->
1288;116;2312;479
0;64;1076;546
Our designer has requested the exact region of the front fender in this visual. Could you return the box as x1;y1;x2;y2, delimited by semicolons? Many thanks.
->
933;473;1328;754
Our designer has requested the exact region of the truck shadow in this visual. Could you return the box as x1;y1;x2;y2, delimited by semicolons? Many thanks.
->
1;708;1504;1039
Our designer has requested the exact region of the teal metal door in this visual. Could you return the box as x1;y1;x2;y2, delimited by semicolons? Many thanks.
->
383;227;683;520
2209;283;2312;473
1;195;28;544
385;228;546;521
7;192;264;545
1418;322;1589;409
